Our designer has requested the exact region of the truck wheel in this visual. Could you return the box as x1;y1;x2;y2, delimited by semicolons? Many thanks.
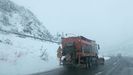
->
85;63;89;69
89;62;93;68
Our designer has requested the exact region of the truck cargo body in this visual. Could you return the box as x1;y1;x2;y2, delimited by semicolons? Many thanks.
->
60;36;101;68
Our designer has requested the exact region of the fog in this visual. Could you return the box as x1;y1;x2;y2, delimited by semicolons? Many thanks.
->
11;0;133;56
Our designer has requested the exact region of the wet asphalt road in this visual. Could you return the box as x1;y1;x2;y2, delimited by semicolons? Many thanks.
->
32;56;133;75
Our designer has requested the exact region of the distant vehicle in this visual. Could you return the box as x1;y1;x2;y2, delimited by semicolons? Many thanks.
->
117;53;122;58
57;36;104;68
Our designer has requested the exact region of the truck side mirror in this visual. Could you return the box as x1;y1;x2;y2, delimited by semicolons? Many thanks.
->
98;44;100;50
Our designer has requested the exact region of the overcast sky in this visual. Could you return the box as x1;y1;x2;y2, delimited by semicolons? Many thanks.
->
11;0;133;51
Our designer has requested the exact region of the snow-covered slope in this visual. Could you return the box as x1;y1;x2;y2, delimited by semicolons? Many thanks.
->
0;0;53;41
0;33;60;75
0;0;60;75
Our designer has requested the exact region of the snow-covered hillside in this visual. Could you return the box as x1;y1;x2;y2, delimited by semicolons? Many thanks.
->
0;0;60;75
0;33;60;75
0;0;53;41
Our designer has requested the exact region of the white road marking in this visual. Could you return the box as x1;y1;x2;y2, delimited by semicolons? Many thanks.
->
95;71;103;75
113;62;117;65
113;59;120;65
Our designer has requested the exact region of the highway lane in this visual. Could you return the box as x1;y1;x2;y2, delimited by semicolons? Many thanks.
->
31;56;133;75
97;56;133;75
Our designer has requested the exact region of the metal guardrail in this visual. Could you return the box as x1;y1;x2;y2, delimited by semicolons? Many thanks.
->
0;28;60;44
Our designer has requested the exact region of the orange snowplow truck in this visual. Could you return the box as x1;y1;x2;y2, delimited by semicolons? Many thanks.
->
57;36;104;68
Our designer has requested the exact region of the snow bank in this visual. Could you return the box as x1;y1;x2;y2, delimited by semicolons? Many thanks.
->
104;56;111;61
0;33;60;75
98;54;110;61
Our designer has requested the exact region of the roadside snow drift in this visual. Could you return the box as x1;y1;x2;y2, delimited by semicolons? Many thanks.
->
0;33;60;75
